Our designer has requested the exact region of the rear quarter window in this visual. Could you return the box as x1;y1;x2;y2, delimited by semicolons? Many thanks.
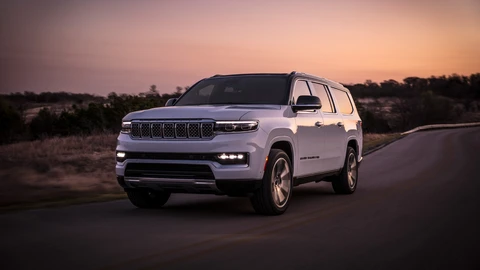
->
332;88;354;114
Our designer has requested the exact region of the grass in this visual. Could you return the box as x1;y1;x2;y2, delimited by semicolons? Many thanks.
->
363;133;403;152
0;132;402;212
0;134;123;211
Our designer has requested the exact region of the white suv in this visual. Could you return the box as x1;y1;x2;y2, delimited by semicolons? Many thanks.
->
116;72;363;215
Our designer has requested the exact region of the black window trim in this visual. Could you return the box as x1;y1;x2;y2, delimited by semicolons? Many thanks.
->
290;79;318;114
311;82;337;114
290;79;312;105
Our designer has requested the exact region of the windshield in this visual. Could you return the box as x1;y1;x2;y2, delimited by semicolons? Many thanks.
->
174;75;289;106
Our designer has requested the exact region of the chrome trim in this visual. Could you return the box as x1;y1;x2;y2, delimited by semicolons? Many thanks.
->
140;123;151;138
200;123;214;138
151;123;162;138
175;123;187;138
124;177;220;192
163;123;175;138
187;123;200;138
213;120;259;134
129;120;214;140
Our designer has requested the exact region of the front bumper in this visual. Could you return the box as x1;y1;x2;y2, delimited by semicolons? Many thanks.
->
115;131;269;194
117;176;261;195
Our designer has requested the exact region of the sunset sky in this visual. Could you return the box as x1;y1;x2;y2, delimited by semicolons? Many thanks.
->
1;0;479;95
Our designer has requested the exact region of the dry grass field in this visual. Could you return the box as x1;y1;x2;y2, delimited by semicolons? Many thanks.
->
0;134;122;208
363;133;403;152
0;133;400;210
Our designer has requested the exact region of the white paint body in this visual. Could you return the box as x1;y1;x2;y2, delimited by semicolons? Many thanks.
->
116;73;363;192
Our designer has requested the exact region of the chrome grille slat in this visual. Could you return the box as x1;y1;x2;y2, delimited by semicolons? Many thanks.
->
163;123;175;138
131;123;141;138
140;123;151;138
201;123;214;138
188;123;200;138
175;123;187;138
130;121;214;140
151;123;162;138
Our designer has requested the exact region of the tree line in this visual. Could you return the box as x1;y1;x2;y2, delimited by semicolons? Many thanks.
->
345;73;480;101
0;85;183;144
346;73;480;133
1;73;479;144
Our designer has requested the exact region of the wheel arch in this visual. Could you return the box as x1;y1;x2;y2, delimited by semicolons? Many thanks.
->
347;137;359;158
268;136;295;173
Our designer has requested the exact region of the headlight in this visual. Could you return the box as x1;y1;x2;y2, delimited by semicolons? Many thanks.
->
121;121;131;134
214;121;259;133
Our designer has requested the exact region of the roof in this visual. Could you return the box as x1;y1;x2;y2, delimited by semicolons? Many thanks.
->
209;71;346;90
210;72;290;77
291;72;346;90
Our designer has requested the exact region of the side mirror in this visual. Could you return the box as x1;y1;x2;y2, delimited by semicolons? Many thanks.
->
292;95;322;112
165;98;177;107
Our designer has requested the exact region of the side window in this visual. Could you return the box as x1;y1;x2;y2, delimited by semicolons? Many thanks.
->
292;80;311;104
198;85;214;96
312;83;335;113
332;88;354;114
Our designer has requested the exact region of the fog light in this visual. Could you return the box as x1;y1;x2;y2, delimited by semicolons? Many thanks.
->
116;151;127;162
215;153;248;165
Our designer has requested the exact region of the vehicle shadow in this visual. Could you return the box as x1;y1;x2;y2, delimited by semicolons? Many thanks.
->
121;182;337;218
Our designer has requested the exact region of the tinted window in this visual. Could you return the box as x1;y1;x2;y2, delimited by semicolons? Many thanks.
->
312;83;334;113
175;76;289;106
332;89;354;114
292;80;311;104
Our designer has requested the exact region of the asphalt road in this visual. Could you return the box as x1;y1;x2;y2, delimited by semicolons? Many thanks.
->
1;127;480;270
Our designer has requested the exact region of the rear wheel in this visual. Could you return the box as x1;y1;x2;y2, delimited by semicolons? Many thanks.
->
332;146;358;194
250;149;293;215
126;189;171;208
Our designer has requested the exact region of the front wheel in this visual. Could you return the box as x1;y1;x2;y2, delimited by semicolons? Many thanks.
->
126;189;171;208
332;146;358;194
250;149;293;215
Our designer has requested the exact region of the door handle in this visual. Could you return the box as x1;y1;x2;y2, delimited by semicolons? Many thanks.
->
337;122;344;127
315;121;324;127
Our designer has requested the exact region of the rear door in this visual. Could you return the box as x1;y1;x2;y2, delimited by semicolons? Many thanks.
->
329;87;357;169
292;80;325;177
310;82;346;171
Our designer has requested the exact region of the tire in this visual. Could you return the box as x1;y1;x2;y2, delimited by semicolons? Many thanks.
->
250;149;293;215
126;189;171;209
332;146;358;194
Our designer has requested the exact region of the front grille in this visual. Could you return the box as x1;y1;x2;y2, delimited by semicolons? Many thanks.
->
201;123;214;137
141;123;151;137
188;123;200;138
151;123;162;138
175;123;187;138
163;123;175;138
130;121;215;140
125;163;215;179
132;123;141;137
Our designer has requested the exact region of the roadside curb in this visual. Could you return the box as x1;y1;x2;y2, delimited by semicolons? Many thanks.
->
364;122;480;156
400;122;480;135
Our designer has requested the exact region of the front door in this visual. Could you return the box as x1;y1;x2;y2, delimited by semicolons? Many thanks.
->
292;80;324;177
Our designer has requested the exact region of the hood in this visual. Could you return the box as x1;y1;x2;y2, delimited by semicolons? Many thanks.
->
123;105;282;121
